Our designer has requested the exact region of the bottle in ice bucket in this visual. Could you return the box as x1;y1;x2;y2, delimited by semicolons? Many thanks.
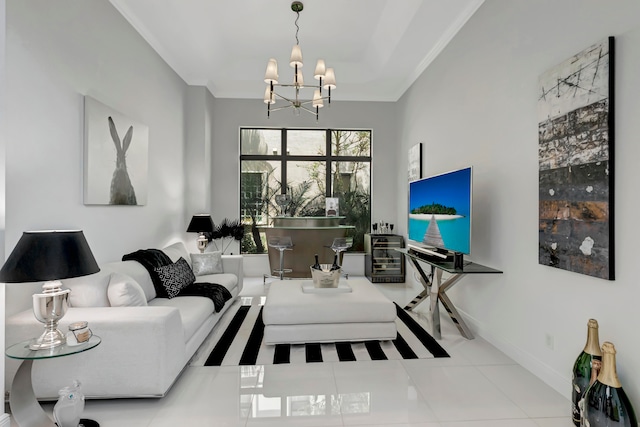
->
330;254;340;271
312;254;321;270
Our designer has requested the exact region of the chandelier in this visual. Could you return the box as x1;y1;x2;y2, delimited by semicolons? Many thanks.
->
263;1;336;120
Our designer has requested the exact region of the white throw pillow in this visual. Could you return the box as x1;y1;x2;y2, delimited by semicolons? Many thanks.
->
107;272;148;307
163;241;191;267
64;271;111;307
190;252;223;276
102;261;156;301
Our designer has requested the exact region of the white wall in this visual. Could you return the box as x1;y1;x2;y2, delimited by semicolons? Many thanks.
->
0;0;7;420
185;86;214;217
397;0;640;403
5;0;190;263
210;98;398;269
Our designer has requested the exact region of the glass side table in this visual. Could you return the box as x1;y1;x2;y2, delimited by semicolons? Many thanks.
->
5;335;101;427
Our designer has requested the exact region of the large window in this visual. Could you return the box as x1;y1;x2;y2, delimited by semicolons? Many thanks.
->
240;128;371;254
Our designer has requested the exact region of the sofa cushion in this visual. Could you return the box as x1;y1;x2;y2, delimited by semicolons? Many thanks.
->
64;271;111;307
102;260;157;302
163;242;191;267
154;257;196;298
197;273;238;293
190;252;223;276
149;296;215;343
107;272;147;307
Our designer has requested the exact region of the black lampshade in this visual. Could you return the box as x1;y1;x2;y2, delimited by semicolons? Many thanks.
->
187;215;214;233
0;230;100;283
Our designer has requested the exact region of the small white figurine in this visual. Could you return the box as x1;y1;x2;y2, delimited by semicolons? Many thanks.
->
53;380;85;427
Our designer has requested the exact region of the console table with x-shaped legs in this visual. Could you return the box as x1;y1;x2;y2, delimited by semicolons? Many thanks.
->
397;248;502;340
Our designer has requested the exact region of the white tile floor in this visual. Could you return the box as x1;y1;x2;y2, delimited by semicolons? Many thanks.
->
20;277;573;427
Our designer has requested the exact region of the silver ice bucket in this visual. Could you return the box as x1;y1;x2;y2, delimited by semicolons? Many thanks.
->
310;264;341;288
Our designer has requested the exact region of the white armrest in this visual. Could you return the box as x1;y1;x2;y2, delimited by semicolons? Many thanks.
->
6;306;186;399
222;254;244;293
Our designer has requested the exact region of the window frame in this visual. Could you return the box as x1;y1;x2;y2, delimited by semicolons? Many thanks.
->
239;127;372;254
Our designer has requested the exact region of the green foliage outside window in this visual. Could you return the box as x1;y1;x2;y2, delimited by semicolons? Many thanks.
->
240;128;371;254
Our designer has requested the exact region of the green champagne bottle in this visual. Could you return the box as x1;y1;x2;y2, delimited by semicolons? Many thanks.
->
583;342;638;426
572;319;602;426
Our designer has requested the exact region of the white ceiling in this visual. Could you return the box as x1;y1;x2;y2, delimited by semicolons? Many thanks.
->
109;0;484;102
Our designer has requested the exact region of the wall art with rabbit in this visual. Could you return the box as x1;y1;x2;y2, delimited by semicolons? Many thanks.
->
83;96;148;205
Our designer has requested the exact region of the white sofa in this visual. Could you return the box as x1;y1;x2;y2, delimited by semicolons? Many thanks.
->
5;241;243;400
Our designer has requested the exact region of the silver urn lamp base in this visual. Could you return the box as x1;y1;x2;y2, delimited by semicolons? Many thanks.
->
196;233;208;253
30;281;71;350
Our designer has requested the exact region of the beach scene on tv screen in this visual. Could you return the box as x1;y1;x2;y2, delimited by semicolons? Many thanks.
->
408;168;471;254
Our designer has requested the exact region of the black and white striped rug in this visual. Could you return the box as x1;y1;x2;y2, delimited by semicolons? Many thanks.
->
201;300;449;366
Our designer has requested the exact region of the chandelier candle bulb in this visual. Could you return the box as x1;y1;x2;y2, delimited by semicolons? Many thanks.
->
295;69;304;87
264;86;275;104
323;68;336;89
312;89;323;108
290;45;303;67
264;58;279;83
314;59;326;79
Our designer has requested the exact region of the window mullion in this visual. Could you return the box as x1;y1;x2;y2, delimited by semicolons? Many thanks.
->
326;129;332;197
281;128;287;194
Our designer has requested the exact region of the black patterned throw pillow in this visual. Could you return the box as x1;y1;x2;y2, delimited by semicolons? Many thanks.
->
154;257;196;298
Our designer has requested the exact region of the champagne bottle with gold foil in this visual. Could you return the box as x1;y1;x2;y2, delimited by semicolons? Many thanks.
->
572;319;602;426
583;342;637;426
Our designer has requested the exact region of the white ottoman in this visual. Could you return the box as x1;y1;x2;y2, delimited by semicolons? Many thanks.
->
262;278;397;345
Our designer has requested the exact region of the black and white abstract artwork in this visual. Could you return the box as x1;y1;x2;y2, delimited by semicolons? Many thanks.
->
538;37;615;280
84;96;148;206
408;143;422;182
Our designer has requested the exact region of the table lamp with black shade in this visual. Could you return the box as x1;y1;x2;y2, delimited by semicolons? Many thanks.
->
187;214;214;253
0;230;100;350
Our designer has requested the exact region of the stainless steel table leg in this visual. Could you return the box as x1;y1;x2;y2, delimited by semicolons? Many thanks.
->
10;360;55;427
404;258;432;310
404;288;429;310
437;273;475;339
430;268;442;339
438;288;475;339
405;257;476;339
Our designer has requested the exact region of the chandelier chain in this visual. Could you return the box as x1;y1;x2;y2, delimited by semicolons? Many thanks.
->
294;11;300;45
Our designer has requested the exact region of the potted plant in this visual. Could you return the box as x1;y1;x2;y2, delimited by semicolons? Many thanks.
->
206;218;245;254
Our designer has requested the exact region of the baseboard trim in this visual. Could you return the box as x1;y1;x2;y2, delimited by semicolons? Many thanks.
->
459;308;571;401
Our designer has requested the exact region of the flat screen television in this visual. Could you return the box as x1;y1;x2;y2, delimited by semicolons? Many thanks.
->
408;166;472;256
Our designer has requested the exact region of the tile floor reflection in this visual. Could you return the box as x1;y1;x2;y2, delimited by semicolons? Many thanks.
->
13;277;572;427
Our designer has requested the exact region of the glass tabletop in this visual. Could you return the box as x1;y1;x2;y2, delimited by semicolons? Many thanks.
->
397;248;503;274
5;335;101;360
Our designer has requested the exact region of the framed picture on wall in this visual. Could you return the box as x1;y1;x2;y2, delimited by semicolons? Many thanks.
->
538;37;615;280
325;197;339;216
408;143;422;182
84;96;149;205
